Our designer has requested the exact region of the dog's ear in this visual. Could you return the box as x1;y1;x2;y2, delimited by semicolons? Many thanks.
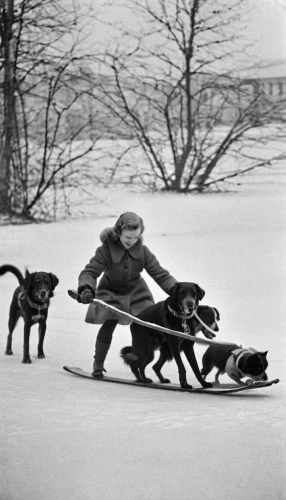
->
49;273;59;290
259;351;268;358
23;270;33;290
169;283;179;298
196;284;205;301
213;307;220;320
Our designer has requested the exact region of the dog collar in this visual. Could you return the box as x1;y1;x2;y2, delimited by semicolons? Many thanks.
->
231;348;255;368
167;305;195;334
27;297;48;311
19;291;48;311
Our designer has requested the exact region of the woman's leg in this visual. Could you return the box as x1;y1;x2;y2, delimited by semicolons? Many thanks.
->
92;320;118;378
97;319;118;344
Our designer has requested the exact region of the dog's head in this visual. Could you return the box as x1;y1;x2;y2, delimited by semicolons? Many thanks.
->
24;270;59;302
168;282;205;315
239;350;268;381
195;305;220;339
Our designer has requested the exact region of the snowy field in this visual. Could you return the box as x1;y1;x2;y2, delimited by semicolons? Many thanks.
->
1;166;286;500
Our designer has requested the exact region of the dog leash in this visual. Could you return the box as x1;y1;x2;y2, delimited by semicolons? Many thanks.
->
167;305;218;336
91;298;219;344
193;310;218;336
68;291;231;346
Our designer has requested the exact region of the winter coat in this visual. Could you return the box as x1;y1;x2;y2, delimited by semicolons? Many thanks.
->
78;228;177;325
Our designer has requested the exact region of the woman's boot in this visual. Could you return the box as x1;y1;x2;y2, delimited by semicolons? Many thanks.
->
92;340;111;379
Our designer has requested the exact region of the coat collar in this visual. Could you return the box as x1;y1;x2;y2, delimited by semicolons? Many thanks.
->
106;238;142;263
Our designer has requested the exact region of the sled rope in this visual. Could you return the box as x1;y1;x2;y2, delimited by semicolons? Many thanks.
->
168;304;218;336
90;297;230;346
193;310;218;336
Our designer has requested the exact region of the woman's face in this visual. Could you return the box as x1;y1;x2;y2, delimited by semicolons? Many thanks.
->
119;228;141;249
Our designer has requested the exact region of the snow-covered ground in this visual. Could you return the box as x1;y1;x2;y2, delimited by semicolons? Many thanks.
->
1;166;286;500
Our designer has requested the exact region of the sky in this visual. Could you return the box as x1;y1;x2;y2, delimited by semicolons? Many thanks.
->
245;0;286;62
79;0;286;66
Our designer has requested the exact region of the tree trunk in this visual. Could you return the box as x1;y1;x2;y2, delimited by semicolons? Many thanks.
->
0;0;15;214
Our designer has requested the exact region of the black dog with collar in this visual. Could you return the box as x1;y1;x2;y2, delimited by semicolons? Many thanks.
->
0;265;59;363
121;282;214;389
201;343;268;386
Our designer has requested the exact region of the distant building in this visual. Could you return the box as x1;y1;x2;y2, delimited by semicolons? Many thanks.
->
239;59;286;98
237;59;286;120
190;60;286;125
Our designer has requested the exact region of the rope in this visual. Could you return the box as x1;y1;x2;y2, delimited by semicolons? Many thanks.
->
193;310;218;336
90;296;231;346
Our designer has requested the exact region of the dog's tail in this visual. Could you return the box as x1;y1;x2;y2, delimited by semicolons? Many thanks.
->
120;346;139;366
0;265;24;285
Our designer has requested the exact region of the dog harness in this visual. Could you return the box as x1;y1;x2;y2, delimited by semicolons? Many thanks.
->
167;305;195;334
225;347;258;378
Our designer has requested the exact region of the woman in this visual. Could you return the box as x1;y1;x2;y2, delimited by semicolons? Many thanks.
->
77;212;177;378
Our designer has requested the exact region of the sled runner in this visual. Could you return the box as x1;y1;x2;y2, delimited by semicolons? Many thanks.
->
63;366;279;394
67;289;230;346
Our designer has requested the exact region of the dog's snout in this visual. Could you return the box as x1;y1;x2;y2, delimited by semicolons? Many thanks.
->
205;331;216;339
181;297;196;315
185;300;195;309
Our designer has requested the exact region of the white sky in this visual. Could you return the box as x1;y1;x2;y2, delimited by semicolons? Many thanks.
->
245;0;286;62
79;0;286;65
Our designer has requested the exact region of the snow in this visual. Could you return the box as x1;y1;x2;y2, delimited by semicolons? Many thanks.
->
1;166;286;500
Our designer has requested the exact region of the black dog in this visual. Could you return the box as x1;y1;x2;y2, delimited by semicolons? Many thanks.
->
122;304;220;385
201;343;268;386
121;282;215;389
0;264;59;363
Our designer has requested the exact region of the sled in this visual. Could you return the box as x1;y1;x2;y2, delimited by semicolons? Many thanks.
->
63;366;279;395
67;289;230;346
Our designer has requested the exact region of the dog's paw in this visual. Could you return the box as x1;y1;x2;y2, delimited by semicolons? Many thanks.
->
38;353;45;359
5;349;13;355
160;378;171;384
181;383;193;390
22;357;32;364
245;378;255;386
203;382;213;389
139;378;153;384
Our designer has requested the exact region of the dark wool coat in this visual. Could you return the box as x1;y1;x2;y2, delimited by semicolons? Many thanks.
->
78;228;177;325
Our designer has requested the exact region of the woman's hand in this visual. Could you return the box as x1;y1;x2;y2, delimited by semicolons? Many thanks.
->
80;289;94;304
77;286;94;304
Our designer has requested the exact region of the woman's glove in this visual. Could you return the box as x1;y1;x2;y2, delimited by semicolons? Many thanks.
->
77;285;94;304
81;290;94;304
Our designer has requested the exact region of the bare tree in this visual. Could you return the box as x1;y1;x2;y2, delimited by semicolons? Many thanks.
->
0;0;15;213
0;0;106;220
88;0;285;192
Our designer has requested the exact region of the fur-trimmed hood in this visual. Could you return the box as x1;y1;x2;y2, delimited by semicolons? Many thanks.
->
99;227;143;244
99;227;143;263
